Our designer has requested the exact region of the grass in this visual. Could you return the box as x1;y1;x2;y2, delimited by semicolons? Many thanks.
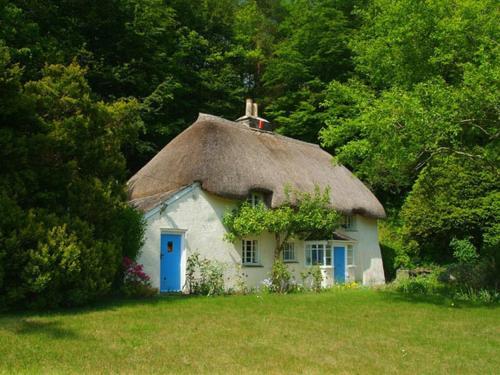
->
0;289;499;374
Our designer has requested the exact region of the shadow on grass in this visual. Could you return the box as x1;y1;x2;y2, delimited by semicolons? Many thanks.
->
378;290;500;309
0;293;207;322
10;319;80;339
0;295;203;338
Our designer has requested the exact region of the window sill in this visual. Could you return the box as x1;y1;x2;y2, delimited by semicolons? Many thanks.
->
242;264;264;268
283;260;299;264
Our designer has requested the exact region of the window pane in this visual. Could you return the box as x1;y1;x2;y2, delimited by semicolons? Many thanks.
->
325;249;332;266
242;240;259;264
247;193;263;207
306;243;329;266
342;216;356;230
347;245;353;265
283;243;295;261
312;249;320;265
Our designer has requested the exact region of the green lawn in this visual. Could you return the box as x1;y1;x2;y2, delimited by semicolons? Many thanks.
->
0;289;498;374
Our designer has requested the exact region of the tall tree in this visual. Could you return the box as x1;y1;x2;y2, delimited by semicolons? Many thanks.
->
2;0;249;172
260;0;358;143
319;0;499;263
0;51;144;308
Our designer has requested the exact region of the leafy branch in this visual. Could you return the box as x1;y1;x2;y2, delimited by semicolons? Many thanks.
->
223;185;340;260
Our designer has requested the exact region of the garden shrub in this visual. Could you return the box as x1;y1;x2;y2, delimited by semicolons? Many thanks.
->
453;288;500;304
122;257;157;298
394;269;444;295
450;238;479;264
301;266;323;292
185;253;225;296
0;212;123;309
439;258;497;292
378;218;413;281
271;260;293;293
231;265;250;294
391;260;499;304
401;157;499;265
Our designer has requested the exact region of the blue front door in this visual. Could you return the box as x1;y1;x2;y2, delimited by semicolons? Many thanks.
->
160;233;182;291
333;246;346;283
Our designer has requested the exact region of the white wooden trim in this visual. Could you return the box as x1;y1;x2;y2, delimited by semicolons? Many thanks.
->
241;239;261;266
144;183;199;220
304;240;328;245
346;244;355;267
328;239;356;245
160;228;187;234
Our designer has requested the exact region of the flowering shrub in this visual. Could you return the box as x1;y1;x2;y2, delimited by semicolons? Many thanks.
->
300;266;323;292
123;256;149;282
232;264;250;294
261;278;273;291
122;257;157;298
333;281;359;290
271;260;293;293
185;253;225;296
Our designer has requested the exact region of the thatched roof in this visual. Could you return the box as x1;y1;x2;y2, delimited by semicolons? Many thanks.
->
128;113;385;218
129;188;186;213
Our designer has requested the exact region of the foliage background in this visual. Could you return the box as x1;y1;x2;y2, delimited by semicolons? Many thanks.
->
0;0;498;307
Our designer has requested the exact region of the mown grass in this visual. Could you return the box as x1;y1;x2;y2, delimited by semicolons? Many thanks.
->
0;289;498;374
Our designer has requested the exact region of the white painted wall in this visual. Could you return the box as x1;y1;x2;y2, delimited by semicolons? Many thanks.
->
336;216;386;285
139;184;385;292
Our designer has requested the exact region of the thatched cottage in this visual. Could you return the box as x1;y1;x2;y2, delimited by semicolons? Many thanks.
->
128;100;386;292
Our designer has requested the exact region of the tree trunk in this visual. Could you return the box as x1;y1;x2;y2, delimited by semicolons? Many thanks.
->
274;232;281;260
274;232;288;262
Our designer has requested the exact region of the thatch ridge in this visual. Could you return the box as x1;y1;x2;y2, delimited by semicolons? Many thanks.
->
197;114;321;149
128;113;386;218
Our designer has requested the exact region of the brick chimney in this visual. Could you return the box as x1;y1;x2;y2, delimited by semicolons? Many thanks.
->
236;98;273;131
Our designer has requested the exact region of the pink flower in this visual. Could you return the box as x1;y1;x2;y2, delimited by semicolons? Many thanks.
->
123;257;151;287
